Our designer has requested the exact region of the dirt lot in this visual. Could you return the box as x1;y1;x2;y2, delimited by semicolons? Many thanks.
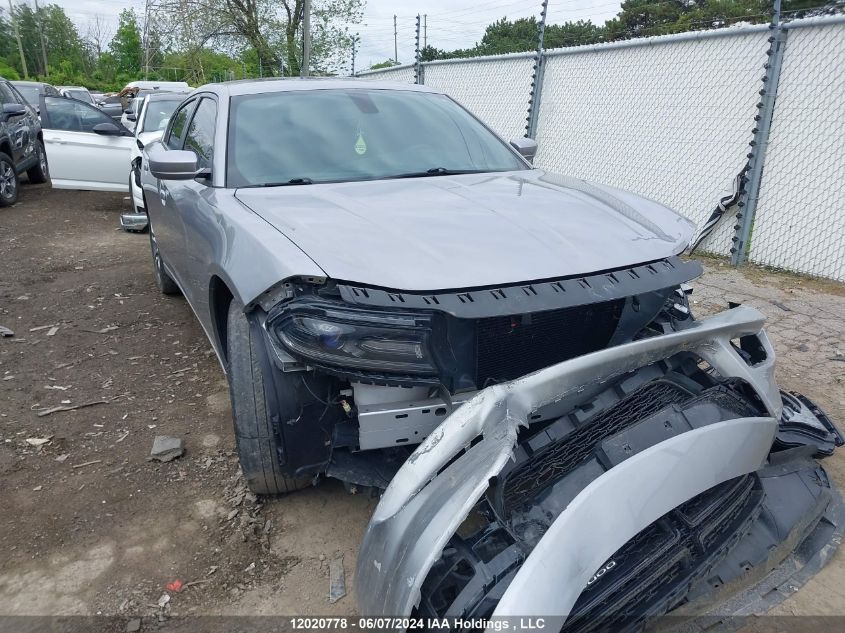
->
1;183;844;621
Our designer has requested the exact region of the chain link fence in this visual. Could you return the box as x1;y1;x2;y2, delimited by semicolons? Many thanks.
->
750;18;845;281
423;54;536;141
536;28;769;255
357;15;845;281
357;63;417;82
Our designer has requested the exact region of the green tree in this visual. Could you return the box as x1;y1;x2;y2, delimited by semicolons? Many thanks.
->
0;11;14;64
545;20;606;47
368;59;399;69
2;3;89;79
217;0;362;76
478;16;538;54
109;9;143;76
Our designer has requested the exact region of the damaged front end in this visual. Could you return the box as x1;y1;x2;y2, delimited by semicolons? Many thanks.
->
355;305;843;630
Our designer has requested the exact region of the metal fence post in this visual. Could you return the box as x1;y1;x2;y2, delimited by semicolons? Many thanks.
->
731;0;787;266
525;0;548;138
414;15;424;85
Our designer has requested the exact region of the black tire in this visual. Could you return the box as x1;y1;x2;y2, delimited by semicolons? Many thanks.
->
227;298;312;495
26;141;49;184
0;152;19;207
149;228;180;295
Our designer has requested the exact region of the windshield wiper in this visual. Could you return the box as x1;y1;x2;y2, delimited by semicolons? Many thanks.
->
245;177;314;188
384;167;488;179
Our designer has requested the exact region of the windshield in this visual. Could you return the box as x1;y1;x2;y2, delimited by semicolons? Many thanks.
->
66;89;93;104
14;85;39;106
227;89;526;187
140;99;180;133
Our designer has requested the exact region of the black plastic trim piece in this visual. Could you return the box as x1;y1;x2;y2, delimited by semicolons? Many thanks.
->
336;256;703;318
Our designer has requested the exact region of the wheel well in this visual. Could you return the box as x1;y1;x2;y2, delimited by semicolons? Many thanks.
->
0;140;11;158
210;276;234;364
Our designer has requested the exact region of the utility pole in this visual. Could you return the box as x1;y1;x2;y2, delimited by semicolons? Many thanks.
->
33;0;48;76
423;14;427;49
142;0;152;80
301;0;311;76
393;14;398;64
8;0;28;78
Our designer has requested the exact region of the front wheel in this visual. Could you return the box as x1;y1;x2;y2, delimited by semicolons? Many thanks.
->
26;141;49;184
0;153;19;207
227;298;313;495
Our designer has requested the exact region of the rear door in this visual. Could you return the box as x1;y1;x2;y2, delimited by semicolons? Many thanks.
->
40;96;134;191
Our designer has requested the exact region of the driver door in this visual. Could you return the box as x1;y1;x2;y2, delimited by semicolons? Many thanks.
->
39;96;135;191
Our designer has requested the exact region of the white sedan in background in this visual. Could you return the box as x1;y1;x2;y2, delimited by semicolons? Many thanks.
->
38;93;186;231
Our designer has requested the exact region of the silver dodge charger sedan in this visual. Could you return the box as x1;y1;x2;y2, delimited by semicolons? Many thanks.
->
140;79;843;627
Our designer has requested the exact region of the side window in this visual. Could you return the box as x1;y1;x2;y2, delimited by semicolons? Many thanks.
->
184;98;217;171
0;82;14;105
7;84;26;104
42;96;116;133
166;100;194;150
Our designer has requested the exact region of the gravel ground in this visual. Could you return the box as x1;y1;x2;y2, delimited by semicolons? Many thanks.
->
0;183;843;622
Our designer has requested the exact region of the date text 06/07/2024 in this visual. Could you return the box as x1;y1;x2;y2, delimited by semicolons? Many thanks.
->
289;617;550;630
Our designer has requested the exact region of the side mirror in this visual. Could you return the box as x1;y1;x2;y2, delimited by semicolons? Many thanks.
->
148;146;201;180
93;122;123;136
2;103;27;118
509;137;538;163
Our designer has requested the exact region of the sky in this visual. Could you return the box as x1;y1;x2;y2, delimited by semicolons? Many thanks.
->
42;0;623;71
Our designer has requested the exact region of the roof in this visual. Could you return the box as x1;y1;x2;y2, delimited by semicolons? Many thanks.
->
9;80;50;87
144;92;189;102
193;77;439;98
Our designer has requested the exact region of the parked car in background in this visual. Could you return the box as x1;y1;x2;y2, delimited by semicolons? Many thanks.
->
10;80;61;112
122;88;192;133
57;86;96;105
120;90;155;133
38;94;133;191
0;78;49;206
96;94;124;120
120;92;186;231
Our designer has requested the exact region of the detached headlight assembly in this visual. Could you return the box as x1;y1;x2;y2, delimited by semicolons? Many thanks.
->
268;300;436;376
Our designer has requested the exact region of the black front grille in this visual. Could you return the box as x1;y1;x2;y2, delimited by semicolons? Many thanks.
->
474;299;624;387
415;473;764;632
563;474;763;633
502;379;693;510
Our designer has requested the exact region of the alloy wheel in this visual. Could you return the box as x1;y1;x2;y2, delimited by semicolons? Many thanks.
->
0;161;15;199
38;147;48;176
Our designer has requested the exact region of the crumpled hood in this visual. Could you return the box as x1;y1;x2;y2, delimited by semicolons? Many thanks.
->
235;169;695;291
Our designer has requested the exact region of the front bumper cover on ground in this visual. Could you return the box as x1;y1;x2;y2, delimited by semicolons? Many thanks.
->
355;305;825;623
